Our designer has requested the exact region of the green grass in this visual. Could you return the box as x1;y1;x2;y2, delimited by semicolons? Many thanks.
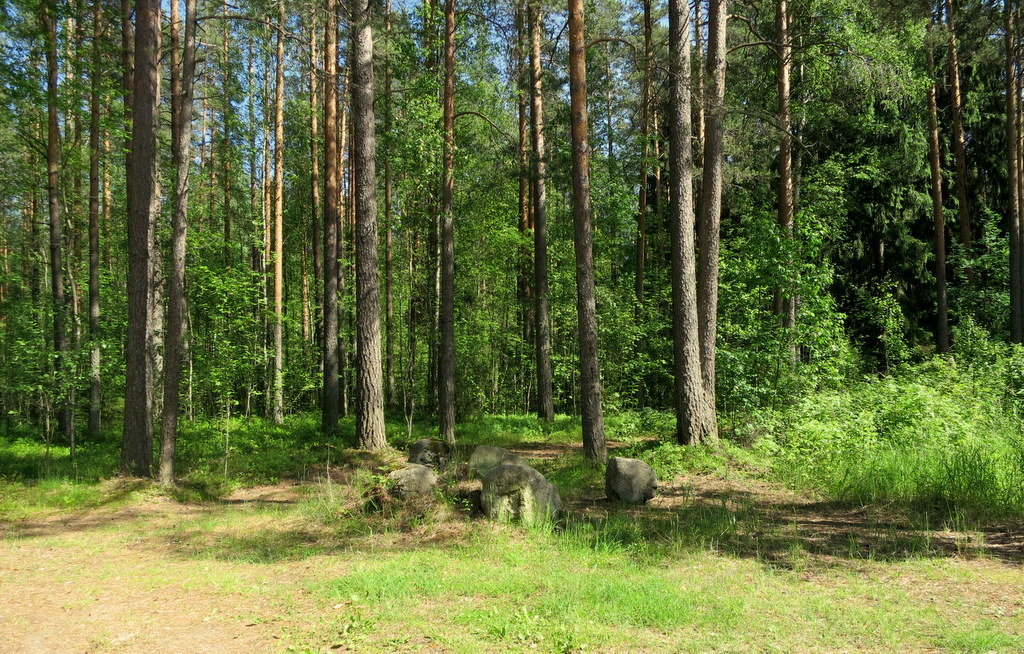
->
3;405;1023;652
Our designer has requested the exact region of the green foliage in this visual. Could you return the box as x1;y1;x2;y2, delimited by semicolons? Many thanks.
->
752;341;1024;522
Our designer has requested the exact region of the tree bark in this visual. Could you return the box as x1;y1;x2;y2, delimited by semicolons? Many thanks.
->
123;0;160;476
321;0;340;433
926;32;950;353
384;0;396;409
42;0;73;445
529;0;553;422
438;0;457;443
944;0;971;254
636;0;651;307
88;0;103;438
352;0;387;449
697;0;727;423
668;0;716;445
776;0;797;359
161;0;196;484
1007;4;1022;344
567;0;607;463
310;15;323;348
272;0;285;424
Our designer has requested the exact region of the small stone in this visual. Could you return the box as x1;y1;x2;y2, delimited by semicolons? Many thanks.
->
387;464;439;498
605;457;657;504
481;463;561;525
468;445;528;477
408;438;453;469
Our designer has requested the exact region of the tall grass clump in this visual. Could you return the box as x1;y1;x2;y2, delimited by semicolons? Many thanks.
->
755;325;1024;522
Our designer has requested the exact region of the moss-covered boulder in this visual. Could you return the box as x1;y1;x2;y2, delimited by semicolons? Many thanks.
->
481;463;561;525
605;457;657;504
387;464;439;498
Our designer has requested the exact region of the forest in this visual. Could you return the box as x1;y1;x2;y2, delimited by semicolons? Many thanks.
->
2;0;1024;650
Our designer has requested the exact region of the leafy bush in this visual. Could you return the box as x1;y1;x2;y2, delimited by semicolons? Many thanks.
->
756;342;1024;522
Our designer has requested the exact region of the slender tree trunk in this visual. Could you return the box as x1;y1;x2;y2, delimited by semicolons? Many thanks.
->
1007;5;1023;344
529;0;553;422
352;0;387;449
776;0;797;361
161;0;196;484
927;32;950;352
668;0;715;445
310;13;323;346
944;0;971;254
438;0;457;443
567;0;607;463
516;3;532;353
88;0;103;438
636;0;652;306
384;0;396;409
123;0;160;476
42;0;73;445
321;0;340;432
271;0;285;424
221;0;233;269
697;0;727;422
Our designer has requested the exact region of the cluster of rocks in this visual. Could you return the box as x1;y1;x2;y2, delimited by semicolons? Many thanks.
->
386;438;659;525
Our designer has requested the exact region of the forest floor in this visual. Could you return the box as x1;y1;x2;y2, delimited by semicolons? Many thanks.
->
1;437;1023;653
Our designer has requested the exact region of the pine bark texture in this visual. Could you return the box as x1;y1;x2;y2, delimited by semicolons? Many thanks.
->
567;0;607;463
438;0;457;443
321;0;340;433
352;0;387;449
668;0;715;445
697;0;727;427
272;0;285;424
530;0;553;422
124;0;160;476
161;0;197;484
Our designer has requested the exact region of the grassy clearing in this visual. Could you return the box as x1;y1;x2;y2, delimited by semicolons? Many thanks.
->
3;349;1024;650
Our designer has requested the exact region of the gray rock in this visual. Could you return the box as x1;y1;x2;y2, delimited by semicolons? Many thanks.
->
468;445;528;477
387;464;439;498
605;457;657;504
481;463;561;525
408;438;453;469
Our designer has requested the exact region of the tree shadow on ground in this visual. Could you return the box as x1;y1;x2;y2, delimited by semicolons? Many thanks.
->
563;475;1024;568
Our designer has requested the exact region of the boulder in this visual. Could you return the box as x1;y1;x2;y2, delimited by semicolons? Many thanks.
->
468;445;527;477
605;457;657;504
387;464;439;498
481;463;561;525
408;438;453;469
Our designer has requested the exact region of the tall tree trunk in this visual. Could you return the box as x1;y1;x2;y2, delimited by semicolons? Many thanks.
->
438;0;457;443
221;0;233;269
567;0;607;463
352;0;387;449
1008;4;1022;344
321;0;340;432
529;0;553;422
636;0;652;306
88;0;103;438
42;0;73;444
775;0;797;360
944;0;971;254
123;0;160;476
310;13;323;346
161;0;196;484
697;0;727;422
271;0;285;424
384;0;396;409
926;35;949;352
668;0;715;445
